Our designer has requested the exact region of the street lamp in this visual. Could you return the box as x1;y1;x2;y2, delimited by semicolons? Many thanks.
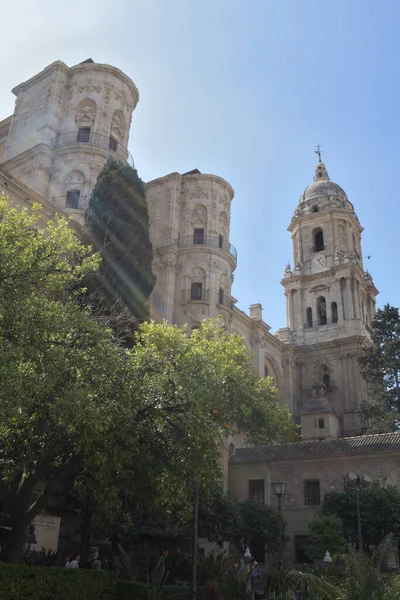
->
272;481;286;509
272;482;286;561
344;473;372;557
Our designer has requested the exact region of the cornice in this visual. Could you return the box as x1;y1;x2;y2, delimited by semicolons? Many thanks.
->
12;60;139;109
281;261;374;288
12;61;70;96
0;167;59;217
1;143;52;170
288;207;364;233
145;171;235;199
69;62;139;107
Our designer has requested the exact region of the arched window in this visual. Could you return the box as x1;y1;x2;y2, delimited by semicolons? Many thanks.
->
331;302;338;323
218;288;224;305
317;296;327;325
322;373;330;388
312;205;319;213
314;229;324;252
306;307;313;328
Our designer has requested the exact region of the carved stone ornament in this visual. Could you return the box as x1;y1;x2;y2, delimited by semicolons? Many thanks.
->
75;98;97;125
64;170;85;185
111;109;125;139
78;80;101;94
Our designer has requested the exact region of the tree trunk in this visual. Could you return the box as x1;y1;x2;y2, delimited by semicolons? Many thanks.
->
3;520;28;563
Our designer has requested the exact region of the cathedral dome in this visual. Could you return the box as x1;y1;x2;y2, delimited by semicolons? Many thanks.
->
294;159;353;217
299;179;348;203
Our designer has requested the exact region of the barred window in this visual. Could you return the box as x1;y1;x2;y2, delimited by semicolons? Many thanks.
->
249;480;264;504
304;480;320;505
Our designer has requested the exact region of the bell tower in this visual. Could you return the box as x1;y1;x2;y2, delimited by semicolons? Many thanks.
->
281;156;378;439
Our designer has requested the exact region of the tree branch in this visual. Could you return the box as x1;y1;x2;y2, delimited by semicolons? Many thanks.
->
25;455;83;522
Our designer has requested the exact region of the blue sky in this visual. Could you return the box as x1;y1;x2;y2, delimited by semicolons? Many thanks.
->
1;0;399;331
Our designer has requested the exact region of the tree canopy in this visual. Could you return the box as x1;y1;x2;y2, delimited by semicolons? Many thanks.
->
322;485;400;550
359;304;400;432
306;514;346;561
0;197;297;562
84;157;155;325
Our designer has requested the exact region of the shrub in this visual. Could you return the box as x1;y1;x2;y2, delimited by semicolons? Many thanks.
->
116;580;197;600
0;563;116;600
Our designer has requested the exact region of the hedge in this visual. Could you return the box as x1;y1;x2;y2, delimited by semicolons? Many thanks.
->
0;563;116;600
116;581;195;600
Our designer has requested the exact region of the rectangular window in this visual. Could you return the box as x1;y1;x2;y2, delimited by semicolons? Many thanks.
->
109;136;118;151
249;480;265;504
191;282;203;300
66;190;80;209
295;535;310;564
77;127;91;142
193;228;204;245
318;419;325;429
219;234;224;249
304;480;320;506
218;289;224;305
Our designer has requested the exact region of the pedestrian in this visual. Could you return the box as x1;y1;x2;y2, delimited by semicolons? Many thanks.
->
65;552;80;568
85;546;102;570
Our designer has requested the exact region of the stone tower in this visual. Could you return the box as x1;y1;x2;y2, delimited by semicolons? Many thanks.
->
281;159;378;439
145;169;237;329
0;59;138;224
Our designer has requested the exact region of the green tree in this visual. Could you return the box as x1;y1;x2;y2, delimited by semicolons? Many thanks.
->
84;157;155;324
236;500;285;557
359;304;400;432
0;197;131;562
306;514;346;561
117;319;298;521
290;534;399;600
0;198;297;562
322;485;400;550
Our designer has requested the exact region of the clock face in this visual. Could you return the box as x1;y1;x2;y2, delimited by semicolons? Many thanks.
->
312;254;326;270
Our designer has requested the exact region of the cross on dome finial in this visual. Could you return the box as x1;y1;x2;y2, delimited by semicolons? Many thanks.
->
314;144;323;163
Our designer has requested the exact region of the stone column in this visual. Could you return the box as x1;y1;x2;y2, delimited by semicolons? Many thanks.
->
163;253;178;322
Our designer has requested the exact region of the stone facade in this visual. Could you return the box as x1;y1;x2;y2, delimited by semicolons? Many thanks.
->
0;58;138;224
229;433;400;565
0;58;393;567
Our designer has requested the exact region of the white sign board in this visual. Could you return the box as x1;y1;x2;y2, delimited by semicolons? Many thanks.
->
31;514;61;552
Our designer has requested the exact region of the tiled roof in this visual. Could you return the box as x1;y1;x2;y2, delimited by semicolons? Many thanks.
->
229;432;400;465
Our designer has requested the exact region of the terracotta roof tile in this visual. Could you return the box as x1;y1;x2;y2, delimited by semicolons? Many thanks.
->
229;432;400;465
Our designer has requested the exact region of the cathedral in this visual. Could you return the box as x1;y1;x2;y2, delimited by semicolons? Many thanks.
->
1;58;400;565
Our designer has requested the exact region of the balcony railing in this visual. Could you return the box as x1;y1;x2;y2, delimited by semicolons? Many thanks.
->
310;244;326;253
182;288;209;302
50;131;134;168
217;293;234;310
178;235;237;260
306;317;339;328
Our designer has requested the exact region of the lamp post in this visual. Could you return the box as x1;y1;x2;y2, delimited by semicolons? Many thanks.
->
272;481;286;562
344;473;372;557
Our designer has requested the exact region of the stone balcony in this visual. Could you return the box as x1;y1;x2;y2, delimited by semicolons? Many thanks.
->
50;131;134;168
178;234;237;261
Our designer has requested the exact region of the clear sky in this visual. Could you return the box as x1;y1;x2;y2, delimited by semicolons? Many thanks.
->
1;0;398;331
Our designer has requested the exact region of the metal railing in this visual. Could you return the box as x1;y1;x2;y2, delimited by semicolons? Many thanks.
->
217;293;234;310
51;195;87;210
310;244;326;253
50;131;134;168
182;288;209;302
306;316;339;328
178;235;237;260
